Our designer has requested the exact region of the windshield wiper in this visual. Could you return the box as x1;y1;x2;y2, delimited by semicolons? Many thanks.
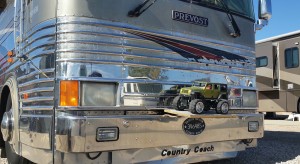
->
128;0;158;17
217;0;241;38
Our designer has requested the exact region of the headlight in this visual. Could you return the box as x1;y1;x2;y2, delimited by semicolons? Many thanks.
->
81;82;117;106
243;90;258;107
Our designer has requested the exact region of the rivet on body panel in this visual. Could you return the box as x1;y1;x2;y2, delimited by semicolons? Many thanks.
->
123;121;130;128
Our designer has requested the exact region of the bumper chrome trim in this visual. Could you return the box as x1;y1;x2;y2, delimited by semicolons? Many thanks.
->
55;112;263;153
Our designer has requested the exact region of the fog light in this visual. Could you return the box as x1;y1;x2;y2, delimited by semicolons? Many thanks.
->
96;127;119;142
248;121;259;132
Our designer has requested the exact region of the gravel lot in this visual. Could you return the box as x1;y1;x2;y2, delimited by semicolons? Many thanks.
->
1;151;6;164
201;116;300;164
1;115;300;164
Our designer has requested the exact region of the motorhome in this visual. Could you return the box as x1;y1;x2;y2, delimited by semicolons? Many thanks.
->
0;0;271;163
256;31;300;114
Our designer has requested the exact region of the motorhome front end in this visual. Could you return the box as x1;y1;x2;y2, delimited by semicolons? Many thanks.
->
0;0;271;163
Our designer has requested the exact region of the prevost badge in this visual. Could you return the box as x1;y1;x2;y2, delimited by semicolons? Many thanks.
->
172;10;208;27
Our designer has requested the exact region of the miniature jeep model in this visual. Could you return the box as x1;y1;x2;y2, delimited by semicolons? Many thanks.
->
172;81;229;114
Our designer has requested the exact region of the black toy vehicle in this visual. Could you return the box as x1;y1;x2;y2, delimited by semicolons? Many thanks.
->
158;84;191;106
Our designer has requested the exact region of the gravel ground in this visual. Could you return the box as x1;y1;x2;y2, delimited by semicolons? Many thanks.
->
1;152;6;164
1;115;299;164
200;117;300;164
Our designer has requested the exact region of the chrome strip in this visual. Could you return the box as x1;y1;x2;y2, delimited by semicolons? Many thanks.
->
17;68;55;81
21;106;53;111
18;78;54;88
19;87;54;95
57;17;255;52
20;97;54;103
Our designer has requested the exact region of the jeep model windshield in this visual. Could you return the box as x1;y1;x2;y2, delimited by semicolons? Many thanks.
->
180;0;254;20
193;82;206;87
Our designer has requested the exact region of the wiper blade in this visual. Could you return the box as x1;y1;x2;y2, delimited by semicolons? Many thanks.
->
128;0;158;17
217;0;241;38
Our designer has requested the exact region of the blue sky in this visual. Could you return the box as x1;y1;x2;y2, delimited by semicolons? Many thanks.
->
254;0;300;41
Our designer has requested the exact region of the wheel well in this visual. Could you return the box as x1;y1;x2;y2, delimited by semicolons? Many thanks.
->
0;86;10;147
193;92;203;99
1;86;10;113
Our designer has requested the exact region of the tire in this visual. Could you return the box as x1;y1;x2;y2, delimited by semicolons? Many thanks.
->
189;99;205;114
203;100;211;111
4;93;33;164
173;96;186;111
164;97;174;106
216;101;229;114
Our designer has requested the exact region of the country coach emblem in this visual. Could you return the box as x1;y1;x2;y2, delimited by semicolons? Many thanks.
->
172;10;208;27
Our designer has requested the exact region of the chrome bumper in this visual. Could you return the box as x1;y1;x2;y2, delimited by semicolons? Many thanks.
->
55;111;263;153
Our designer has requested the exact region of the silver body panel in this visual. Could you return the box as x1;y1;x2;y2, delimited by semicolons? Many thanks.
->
0;0;262;163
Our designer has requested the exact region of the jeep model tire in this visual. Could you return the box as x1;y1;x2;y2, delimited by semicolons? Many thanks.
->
164;97;174;106
216;101;229;114
173;96;186;111
189;99;205;114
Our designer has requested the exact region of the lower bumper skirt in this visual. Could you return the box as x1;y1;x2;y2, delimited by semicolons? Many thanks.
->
55;111;263;153
53;139;256;163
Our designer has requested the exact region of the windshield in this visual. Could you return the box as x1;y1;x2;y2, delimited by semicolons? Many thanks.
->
181;0;254;20
193;82;206;87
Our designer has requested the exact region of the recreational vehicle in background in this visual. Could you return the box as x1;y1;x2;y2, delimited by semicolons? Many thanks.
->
0;0;271;163
256;31;300;114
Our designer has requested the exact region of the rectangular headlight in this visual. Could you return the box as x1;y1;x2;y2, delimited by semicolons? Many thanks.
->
81;82;117;106
248;121;259;132
96;127;119;142
243;90;258;107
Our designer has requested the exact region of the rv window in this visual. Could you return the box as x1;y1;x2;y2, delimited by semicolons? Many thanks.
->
256;56;268;67
285;47;299;69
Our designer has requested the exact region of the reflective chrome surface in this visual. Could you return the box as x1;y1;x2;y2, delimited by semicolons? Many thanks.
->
54;141;245;164
256;0;272;30
55;112;263;153
0;0;263;163
56;16;257;110
1;111;13;142
259;0;272;20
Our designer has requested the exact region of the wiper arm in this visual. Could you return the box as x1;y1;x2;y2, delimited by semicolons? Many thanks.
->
217;0;241;38
128;0;158;17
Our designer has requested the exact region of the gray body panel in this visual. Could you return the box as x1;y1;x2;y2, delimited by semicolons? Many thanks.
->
0;0;261;163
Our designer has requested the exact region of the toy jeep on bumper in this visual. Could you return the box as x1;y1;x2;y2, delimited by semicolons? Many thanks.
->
173;81;229;114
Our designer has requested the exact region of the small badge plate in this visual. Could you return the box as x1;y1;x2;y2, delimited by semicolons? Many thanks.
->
182;118;205;135
172;10;208;27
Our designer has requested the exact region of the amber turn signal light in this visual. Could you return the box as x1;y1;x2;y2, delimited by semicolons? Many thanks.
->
60;80;79;106
7;50;14;57
7;58;13;63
